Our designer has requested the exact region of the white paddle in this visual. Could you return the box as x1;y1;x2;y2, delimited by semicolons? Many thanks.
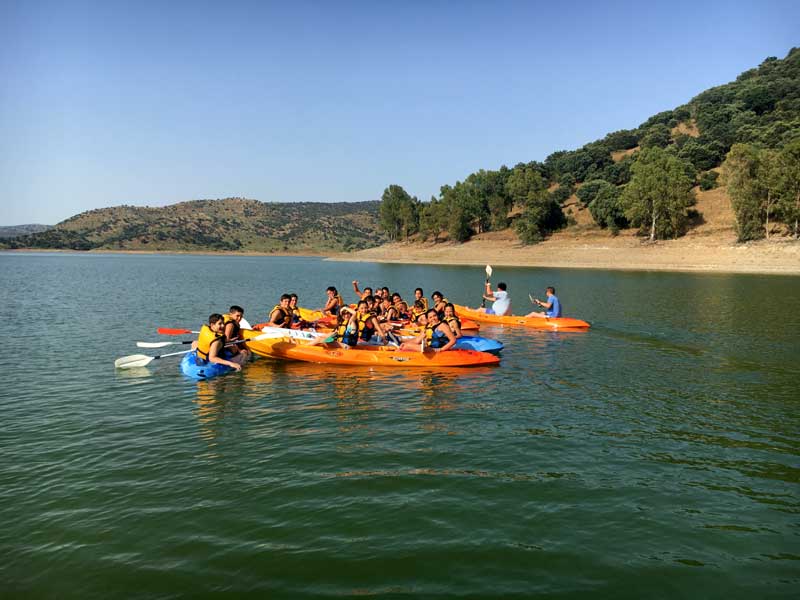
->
480;264;493;308
115;332;295;369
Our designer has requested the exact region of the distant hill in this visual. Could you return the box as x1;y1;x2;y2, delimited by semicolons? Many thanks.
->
1;198;385;252
0;224;51;238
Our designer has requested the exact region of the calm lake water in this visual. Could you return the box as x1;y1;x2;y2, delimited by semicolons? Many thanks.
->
1;252;799;597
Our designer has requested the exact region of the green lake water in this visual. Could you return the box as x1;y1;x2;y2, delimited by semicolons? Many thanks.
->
1;253;799;597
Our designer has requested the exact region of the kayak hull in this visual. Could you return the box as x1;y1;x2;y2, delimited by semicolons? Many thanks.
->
242;329;499;367
453;304;590;330
180;350;233;380
455;335;504;353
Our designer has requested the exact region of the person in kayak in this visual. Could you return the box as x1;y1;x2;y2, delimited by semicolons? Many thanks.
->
479;282;512;316
399;309;457;353
351;280;373;300
322;286;344;317
526;287;562;318
332;300;385;347
288;294;311;329
414;288;429;311
192;314;244;371
268;294;293;328
410;300;427;324
222;305;251;361
431;291;449;316
391;293;410;320
442;303;463;338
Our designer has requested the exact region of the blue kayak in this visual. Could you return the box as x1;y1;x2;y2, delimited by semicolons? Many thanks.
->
454;335;503;354
180;350;233;380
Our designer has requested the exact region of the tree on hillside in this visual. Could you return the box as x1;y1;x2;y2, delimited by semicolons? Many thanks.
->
639;124;672;149
588;184;626;233
419;196;447;242
507;166;565;244
576;179;613;206
620;147;696;241
722;144;775;241
379;185;419;241
725;140;800;241
776;139;800;237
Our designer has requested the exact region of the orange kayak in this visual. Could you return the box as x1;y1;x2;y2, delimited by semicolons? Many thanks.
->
453;304;590;331
242;329;499;367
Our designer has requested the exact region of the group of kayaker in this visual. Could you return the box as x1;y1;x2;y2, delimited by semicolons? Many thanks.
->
189;281;565;372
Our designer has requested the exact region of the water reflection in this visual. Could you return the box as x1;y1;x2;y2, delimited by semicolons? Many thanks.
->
189;356;499;441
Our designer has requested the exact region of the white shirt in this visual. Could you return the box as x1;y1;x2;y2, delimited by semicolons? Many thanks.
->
492;290;511;316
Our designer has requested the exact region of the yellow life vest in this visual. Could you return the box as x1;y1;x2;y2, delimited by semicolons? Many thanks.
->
222;313;241;339
425;323;447;348
357;312;374;337
444;315;461;329
419;297;429;311
197;324;224;361
270;304;291;327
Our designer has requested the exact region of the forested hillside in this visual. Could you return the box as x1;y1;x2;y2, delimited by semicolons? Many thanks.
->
2;198;385;252
0;224;51;238
379;48;800;243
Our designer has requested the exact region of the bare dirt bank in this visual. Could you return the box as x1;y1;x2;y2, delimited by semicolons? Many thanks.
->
331;231;800;275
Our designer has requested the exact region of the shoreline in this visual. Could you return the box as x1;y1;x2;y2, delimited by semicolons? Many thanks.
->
331;236;800;276
4;238;799;275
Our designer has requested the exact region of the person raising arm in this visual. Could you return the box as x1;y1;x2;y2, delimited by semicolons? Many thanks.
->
479;282;512;316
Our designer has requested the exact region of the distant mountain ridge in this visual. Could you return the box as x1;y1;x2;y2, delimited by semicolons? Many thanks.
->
1;198;385;252
0;224;51;238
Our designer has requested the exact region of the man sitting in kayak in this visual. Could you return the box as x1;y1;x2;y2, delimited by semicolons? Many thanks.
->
526;287;562;318
399;309;457;353
222;305;251;361
478;282;512;316
192;314;244;371
268;294;293;328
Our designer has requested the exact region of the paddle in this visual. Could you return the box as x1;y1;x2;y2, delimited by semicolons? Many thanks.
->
138;340;194;348
529;293;551;320
480;264;493;308
158;327;197;335
115;349;195;369
116;332;288;369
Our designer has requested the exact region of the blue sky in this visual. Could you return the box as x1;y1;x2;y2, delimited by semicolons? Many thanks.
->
1;0;798;225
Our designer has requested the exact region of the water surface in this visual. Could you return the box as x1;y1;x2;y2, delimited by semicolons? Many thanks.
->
1;253;798;597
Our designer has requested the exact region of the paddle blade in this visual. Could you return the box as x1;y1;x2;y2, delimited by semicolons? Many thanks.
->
485;265;492;278
239;317;252;329
115;354;155;369
137;341;177;348
157;327;194;335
